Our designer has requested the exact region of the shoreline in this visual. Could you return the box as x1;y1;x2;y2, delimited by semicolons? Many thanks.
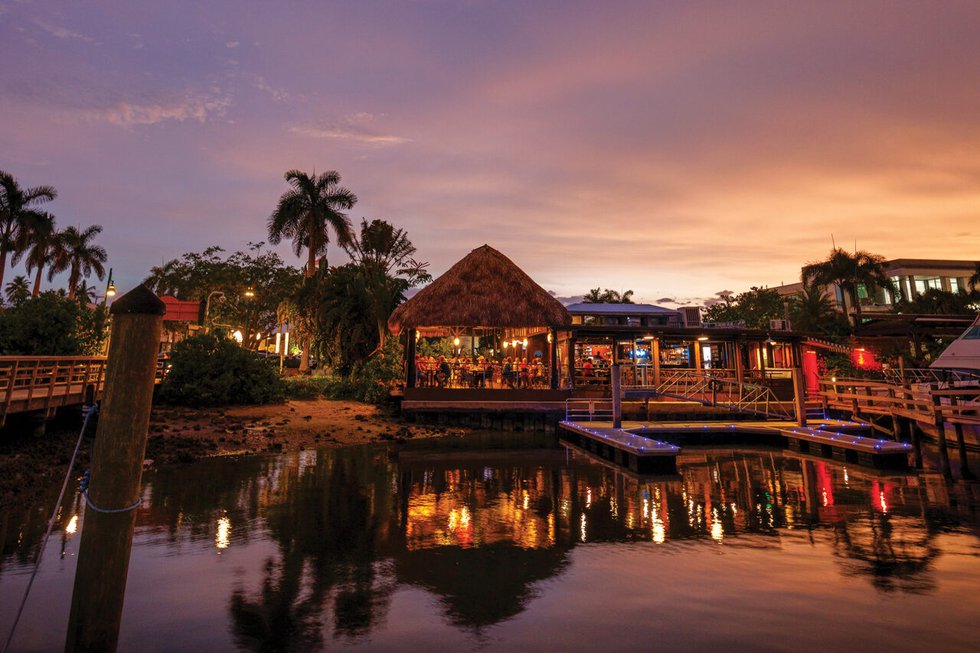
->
0;398;465;511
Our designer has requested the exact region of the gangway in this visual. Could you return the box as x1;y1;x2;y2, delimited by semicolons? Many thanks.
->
623;369;795;421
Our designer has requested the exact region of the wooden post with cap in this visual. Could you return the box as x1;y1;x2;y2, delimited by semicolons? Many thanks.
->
66;285;165;653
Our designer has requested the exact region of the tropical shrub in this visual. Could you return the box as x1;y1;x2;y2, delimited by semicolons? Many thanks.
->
159;332;286;406
0;293;106;355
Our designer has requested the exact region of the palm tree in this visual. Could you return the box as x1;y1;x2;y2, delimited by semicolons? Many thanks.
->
49;225;107;300
582;287;635;304
11;212;60;297
343;219;430;348
269;169;357;371
0;170;57;290
801;248;892;328
4;275;30;306
582;287;604;303
74;280;97;305
789;281;839;333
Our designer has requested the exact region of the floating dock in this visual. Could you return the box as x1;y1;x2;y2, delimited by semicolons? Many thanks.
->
559;418;912;472
557;421;680;474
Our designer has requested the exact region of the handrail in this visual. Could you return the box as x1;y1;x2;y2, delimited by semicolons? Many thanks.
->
625;368;794;420
565;398;614;422
882;367;980;386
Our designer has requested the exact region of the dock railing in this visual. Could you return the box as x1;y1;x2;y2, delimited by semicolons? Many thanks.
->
1;356;108;424
565;398;614;422
818;377;980;426
625;368;794;421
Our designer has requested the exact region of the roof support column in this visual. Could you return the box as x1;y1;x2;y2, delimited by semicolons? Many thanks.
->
406;329;416;389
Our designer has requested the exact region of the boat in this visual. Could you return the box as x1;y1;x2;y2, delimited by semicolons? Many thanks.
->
931;313;980;371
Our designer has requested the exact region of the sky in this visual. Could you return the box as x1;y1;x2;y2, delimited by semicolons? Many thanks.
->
2;0;979;306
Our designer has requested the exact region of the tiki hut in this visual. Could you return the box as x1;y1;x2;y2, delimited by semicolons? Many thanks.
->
389;245;571;391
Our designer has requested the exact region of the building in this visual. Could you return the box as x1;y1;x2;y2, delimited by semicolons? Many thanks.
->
774;258;980;313
565;302;682;327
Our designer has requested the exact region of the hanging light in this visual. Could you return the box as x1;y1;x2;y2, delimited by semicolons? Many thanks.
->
244;288;255;298
453;337;461;347
106;282;117;298
502;340;508;349
522;338;528;348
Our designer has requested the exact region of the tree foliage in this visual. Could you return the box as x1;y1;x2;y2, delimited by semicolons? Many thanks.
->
702;286;784;330
3;275;30;307
143;243;302;344
788;281;849;335
0;170;57;291
47;224;107;300
893;288;980;315
295;220;428;374
0;292;107;355
582;287;634;303
158;332;286;407
801;248;892;325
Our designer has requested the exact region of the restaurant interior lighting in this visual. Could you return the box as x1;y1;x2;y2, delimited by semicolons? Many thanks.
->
453;337;461;347
697;336;708;341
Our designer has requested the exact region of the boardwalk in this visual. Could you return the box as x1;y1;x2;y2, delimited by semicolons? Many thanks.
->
1;356;108;426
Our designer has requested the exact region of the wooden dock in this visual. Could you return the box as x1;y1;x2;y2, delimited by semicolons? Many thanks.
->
558;420;680;474
560;416;911;472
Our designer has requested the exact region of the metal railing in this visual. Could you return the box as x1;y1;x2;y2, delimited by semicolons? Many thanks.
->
565;399;614;422
629;368;794;420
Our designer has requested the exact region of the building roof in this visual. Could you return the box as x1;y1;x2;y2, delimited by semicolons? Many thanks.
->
565;302;679;316
388;245;571;334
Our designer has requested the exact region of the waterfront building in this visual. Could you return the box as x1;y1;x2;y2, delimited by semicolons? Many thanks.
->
390;246;806;413
773;258;980;313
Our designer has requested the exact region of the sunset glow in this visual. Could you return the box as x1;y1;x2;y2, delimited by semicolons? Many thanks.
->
2;1;978;302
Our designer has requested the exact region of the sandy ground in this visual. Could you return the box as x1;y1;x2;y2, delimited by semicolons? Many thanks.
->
0;399;464;510
147;398;463;460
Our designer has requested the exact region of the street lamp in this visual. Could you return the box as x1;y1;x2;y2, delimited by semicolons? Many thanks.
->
101;268;116;306
204;291;225;332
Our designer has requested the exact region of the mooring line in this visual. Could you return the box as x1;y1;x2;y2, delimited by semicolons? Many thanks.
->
2;404;98;653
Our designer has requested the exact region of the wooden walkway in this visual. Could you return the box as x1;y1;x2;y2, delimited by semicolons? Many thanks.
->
1;356;108;426
558;421;680;474
561;416;911;471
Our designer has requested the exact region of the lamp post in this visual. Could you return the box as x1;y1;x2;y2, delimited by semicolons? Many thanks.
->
100;268;116;306
203;291;225;333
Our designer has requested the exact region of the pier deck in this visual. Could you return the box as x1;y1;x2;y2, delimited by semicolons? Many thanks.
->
558;420;680;474
560;417;911;471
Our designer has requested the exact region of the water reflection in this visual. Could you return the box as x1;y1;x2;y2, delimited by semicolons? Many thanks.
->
1;439;979;651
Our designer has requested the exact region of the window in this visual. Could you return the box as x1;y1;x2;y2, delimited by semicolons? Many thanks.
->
949;278;960;292
963;326;980;340
914;277;942;294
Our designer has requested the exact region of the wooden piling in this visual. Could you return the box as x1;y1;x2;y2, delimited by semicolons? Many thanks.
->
611;363;622;429
930;384;952;479
950;399;974;480
66;285;165;653
909;419;923;469
791;368;806;427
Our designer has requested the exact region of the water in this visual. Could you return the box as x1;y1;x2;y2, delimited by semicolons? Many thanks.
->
2;435;979;652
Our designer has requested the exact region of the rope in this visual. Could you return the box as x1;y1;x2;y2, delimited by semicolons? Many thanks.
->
3;404;98;653
81;470;143;513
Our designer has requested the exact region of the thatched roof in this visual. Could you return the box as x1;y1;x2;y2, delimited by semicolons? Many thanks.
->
388;245;571;333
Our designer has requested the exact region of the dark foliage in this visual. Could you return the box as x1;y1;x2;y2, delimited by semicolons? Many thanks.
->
0;292;107;355
159;332;286;407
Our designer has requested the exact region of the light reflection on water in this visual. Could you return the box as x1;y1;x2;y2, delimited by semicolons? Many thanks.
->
1;436;979;652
